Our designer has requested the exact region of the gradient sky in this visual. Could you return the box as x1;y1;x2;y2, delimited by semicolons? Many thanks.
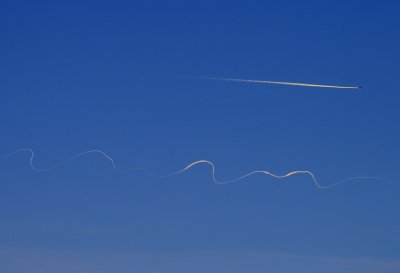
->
1;0;400;272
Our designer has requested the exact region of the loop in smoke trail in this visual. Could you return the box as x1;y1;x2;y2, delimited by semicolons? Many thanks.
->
1;149;394;190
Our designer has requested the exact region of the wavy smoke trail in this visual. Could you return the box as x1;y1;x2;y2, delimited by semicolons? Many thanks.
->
201;77;362;89
1;148;394;190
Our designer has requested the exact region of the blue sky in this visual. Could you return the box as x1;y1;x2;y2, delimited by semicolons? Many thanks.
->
1;0;399;272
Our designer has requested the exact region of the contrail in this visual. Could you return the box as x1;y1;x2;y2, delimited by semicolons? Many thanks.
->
201;77;362;89
2;148;395;190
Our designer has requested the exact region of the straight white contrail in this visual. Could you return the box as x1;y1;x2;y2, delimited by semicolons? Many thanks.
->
202;77;361;89
2;148;394;190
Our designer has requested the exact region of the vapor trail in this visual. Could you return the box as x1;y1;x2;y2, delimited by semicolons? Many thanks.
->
2;149;394;190
202;77;361;89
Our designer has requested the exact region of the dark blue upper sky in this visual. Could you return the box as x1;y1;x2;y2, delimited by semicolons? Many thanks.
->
1;0;400;272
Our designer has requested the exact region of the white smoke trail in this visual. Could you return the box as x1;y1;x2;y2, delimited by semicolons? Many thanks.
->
201;77;361;89
2;148;394;190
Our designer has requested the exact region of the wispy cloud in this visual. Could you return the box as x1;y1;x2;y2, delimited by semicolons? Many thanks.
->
0;247;399;273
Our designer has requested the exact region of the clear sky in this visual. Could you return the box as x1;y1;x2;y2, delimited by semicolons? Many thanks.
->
1;0;400;272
